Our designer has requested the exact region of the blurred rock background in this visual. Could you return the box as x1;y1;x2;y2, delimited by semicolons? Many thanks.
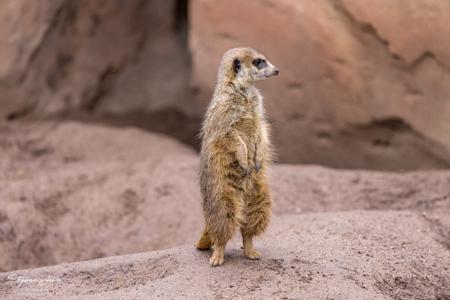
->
1;0;449;170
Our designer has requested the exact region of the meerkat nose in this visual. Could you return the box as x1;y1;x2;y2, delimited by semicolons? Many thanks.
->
273;69;279;75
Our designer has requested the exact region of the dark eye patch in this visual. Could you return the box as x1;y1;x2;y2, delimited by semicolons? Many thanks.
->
233;59;241;74
252;58;267;69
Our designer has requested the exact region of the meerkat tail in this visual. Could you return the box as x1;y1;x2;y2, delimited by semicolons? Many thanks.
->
196;228;212;250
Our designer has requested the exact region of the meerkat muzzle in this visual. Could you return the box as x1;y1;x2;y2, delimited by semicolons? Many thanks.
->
267;68;279;77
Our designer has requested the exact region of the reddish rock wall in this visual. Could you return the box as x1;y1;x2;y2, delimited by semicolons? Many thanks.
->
0;0;189;118
189;0;450;169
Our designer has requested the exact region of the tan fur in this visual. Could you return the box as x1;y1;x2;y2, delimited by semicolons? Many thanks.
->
196;47;279;266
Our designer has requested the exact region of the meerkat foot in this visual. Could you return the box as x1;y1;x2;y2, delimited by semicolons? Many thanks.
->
244;248;261;260
209;243;226;267
196;241;211;250
242;234;261;260
209;252;224;266
196;230;212;250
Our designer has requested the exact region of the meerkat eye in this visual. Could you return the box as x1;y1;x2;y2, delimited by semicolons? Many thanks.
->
233;59;241;74
253;58;267;69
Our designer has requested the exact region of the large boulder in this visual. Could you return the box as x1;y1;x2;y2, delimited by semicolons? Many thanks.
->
189;0;450;169
1;211;449;299
0;121;202;272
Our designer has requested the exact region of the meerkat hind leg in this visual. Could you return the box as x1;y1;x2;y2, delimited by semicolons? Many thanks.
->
210;242;227;267
241;232;261;260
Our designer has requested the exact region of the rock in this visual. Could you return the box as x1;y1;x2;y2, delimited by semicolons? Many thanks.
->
1;0;450;170
0;0;189;118
0;121;449;272
271;165;450;214
271;165;450;249
0;121;202;272
189;0;450;169
341;0;450;66
1;211;449;299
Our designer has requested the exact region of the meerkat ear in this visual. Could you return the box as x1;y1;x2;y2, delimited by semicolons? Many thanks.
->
233;59;241;74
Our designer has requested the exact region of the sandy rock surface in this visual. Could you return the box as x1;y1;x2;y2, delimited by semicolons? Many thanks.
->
0;122;450;280
0;121;201;272
0;211;449;299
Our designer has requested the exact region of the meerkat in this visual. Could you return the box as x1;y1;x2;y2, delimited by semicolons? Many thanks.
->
196;47;279;266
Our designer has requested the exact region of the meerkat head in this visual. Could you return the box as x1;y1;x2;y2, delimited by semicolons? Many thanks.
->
218;47;279;86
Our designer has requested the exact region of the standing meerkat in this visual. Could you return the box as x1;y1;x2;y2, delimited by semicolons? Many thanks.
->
196;47;279;266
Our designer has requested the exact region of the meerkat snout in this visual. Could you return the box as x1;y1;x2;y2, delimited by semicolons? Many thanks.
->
269;68;279;77
251;56;279;80
254;58;279;78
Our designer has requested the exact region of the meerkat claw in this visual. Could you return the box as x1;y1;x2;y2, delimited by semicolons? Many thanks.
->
209;253;224;267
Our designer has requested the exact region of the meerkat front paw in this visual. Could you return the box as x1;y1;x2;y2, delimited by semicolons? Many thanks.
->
209;252;224;267
254;160;262;172
244;248;261;260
